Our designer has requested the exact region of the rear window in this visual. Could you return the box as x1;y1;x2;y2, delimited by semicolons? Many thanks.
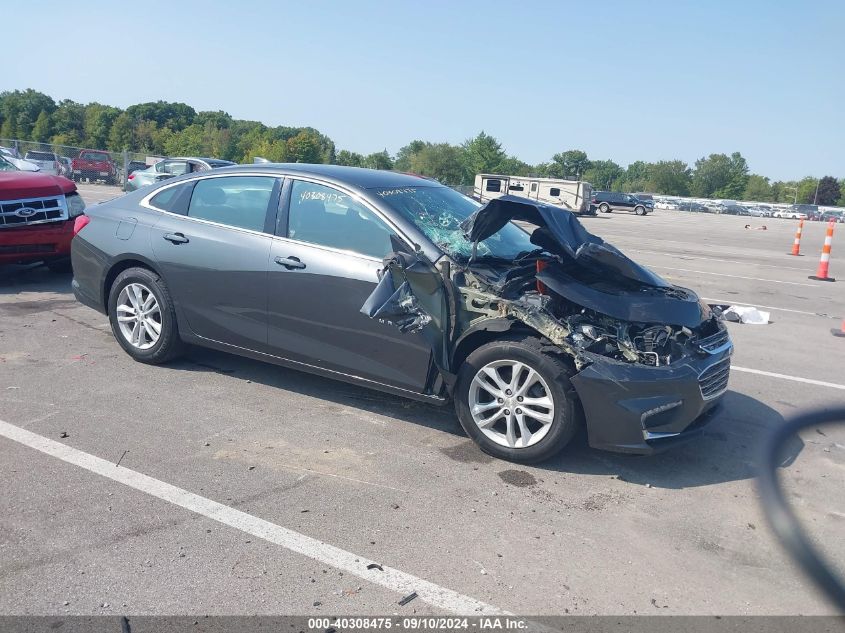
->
148;182;194;215
25;151;56;161
80;151;110;161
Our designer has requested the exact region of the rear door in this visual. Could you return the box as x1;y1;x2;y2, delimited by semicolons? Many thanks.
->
266;178;433;392
148;174;281;350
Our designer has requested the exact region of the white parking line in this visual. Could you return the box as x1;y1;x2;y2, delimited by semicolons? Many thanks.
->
0;419;507;616
649;266;819;287
732;366;845;391
701;298;839;319
631;249;810;272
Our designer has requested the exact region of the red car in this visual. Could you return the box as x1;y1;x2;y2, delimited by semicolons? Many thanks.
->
71;149;118;184
0;171;88;272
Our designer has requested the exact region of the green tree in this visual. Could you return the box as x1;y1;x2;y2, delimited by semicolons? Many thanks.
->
31;110;52;143
618;160;650;192
194;110;233;129
548;149;591;180
408;143;467;185
691;153;732;197
394;140;427;172
0;89;56;139
498;156;532;177
108;112;134;150
742;174;773;201
462;131;506;176
83;104;121;149
646;160;691;195
362;149;393;170
796;176;818;204
335;149;364;166
286;130;323;163
50;100;85;145
582;159;623;191
244;137;288;163
814;176;841;206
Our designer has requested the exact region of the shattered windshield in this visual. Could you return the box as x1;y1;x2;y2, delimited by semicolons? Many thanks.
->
372;186;536;261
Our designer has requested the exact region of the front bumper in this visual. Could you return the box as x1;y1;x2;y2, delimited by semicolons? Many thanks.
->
570;344;732;454
0;220;74;264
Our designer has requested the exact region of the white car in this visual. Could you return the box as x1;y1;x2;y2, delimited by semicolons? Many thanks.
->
0;146;40;171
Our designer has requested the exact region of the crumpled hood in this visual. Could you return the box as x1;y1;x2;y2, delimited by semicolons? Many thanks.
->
460;195;669;288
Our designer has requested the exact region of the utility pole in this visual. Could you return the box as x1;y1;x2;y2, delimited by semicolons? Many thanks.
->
813;178;820;205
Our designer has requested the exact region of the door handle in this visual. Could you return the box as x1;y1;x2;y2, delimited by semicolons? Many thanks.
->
163;232;189;244
274;255;306;270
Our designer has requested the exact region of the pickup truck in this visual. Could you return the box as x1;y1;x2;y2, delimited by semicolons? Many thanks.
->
71;149;118;185
0;170;87;272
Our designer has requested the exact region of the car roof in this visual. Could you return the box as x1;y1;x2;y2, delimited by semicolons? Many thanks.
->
210;163;442;190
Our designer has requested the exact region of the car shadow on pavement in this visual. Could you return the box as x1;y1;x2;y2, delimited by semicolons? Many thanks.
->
0;264;73;294
171;346;466;438
170;347;801;489
543;389;801;490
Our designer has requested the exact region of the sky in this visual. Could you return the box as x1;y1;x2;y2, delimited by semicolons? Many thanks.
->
2;0;842;181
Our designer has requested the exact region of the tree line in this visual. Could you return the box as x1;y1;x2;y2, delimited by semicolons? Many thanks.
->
2;89;842;206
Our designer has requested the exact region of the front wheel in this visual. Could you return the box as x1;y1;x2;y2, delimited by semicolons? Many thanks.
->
635;205;647;216
454;336;583;463
108;267;184;364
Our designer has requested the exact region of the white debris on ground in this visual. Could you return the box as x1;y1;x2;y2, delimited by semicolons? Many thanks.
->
722;305;771;325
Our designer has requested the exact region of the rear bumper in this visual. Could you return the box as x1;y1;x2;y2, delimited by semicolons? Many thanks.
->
570;345;732;454
0;220;74;264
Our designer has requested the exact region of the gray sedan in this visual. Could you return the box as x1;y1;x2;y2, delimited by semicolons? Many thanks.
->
125;156;235;191
71;164;731;463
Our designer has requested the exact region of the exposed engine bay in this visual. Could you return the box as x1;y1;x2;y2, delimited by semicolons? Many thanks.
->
363;194;729;377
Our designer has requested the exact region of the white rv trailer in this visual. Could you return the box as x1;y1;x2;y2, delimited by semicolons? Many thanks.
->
473;174;594;215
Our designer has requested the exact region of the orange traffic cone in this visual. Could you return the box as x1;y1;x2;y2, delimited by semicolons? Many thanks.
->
809;221;836;282
789;219;804;256
833;318;845;338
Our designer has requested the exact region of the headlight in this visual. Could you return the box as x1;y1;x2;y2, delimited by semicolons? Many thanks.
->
66;192;86;218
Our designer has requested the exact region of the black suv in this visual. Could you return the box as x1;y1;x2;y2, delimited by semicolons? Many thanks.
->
591;191;653;215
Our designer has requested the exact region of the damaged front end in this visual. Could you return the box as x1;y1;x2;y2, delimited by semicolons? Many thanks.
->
362;195;732;455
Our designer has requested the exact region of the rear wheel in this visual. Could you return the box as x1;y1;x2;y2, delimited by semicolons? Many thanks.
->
108;267;184;364
599;203;610;213
454;336;583;463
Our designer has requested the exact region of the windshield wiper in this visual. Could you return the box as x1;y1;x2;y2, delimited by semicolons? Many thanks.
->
513;248;547;262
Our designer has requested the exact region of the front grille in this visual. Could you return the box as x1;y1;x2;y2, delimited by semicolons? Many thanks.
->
0;195;67;228
0;244;56;254
699;358;730;400
698;327;730;353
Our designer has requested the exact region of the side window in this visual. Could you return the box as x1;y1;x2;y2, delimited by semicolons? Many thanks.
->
549;187;561;197
154;161;166;173
287;180;396;259
187;176;276;232
164;160;189;176
149;182;194;215
508;183;524;192
485;179;501;193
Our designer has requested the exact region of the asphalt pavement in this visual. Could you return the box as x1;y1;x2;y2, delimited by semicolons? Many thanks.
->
1;200;844;616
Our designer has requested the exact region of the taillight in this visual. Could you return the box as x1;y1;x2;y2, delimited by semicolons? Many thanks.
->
128;173;135;180
73;215;90;236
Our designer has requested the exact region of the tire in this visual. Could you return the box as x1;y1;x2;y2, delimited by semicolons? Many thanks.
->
454;335;583;464
599;203;610;213
635;205;647;216
46;258;72;273
107;267;184;364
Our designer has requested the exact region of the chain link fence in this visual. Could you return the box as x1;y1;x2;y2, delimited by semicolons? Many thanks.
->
0;139;162;190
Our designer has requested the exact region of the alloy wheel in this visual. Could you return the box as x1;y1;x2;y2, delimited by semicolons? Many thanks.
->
468;359;555;448
116;282;162;350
